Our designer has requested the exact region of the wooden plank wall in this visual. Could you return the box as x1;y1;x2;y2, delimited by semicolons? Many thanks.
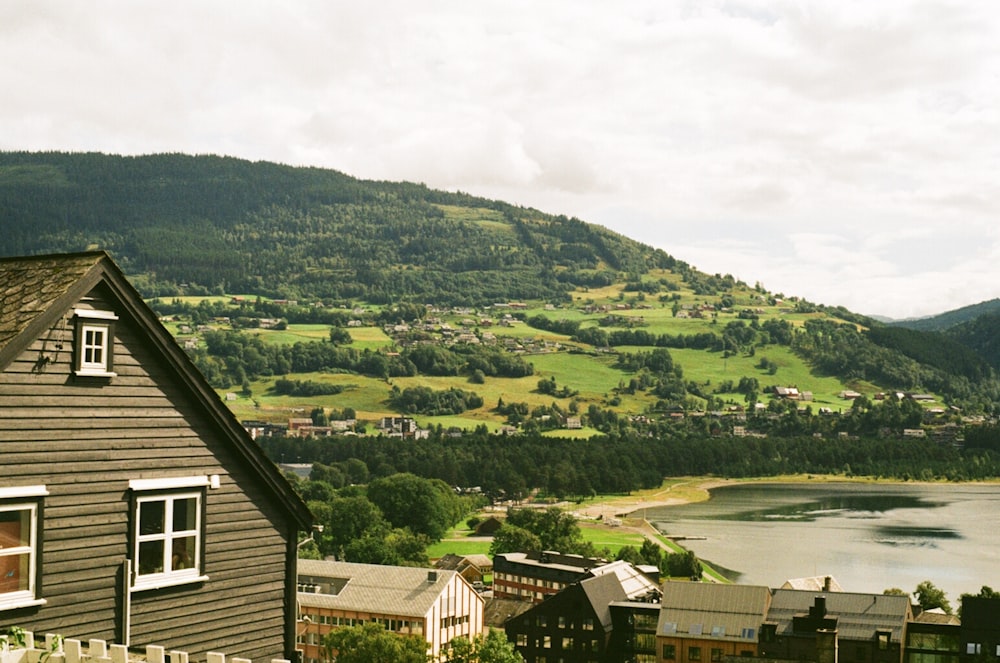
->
0;286;292;661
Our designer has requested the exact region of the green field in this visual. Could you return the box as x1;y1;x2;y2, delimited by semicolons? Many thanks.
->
189;266;914;431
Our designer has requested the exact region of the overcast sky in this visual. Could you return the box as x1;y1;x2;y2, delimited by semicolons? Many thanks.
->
3;2;998;319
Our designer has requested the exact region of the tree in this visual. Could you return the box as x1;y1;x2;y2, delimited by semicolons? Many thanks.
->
664;550;701;580
914;580;953;614
489;523;542;556
443;630;524;663
504;507;587;553
321;495;387;556
367;473;462;541
322;622;428;663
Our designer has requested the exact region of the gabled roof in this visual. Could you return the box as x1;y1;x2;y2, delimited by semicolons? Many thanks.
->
0;250;311;529
767;589;912;642
658;582;772;642
579;572;630;632
587;560;660;601
781;576;844;592
298;559;476;617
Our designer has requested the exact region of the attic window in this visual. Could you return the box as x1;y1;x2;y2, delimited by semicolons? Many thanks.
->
74;309;118;377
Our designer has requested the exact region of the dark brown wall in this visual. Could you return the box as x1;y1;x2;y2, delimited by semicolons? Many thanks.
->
0;285;291;661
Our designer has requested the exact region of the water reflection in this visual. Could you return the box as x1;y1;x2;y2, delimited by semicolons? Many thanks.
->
703;494;946;523
646;482;1000;599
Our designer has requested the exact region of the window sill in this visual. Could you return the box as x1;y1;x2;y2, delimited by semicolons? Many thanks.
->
0;597;47;612
74;370;117;378
131;574;208;593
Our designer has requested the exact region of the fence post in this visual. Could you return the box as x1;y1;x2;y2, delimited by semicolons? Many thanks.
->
109;644;127;663
63;640;82;663
88;640;107;660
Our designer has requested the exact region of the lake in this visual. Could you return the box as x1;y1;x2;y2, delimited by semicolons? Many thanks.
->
644;482;1000;601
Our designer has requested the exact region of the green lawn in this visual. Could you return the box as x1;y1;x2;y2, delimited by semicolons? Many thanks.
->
578;523;646;552
246;324;331;344
671;346;856;411
426;538;493;559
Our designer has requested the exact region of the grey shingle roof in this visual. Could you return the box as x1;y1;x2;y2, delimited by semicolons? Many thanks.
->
658;582;772;642
0;252;104;349
767;589;912;642
298;559;472;618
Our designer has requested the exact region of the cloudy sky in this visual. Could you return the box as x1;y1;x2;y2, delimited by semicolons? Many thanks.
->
3;2;998;319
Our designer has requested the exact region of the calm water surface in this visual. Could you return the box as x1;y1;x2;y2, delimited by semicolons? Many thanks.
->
645;483;1000;599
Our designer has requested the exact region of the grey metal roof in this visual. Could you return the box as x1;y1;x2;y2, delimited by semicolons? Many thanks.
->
657;582;772;642
580;572;630;631
767;589;912;642
298;559;476;618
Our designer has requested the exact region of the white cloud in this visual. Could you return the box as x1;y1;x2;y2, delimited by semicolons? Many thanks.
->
2;0;1000;318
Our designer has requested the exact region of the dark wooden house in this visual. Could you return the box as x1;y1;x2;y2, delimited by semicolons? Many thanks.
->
505;572;625;663
0;252;312;660
760;591;912;663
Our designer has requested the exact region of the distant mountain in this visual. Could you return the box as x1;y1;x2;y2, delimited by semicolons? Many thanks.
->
891;299;1000;332
0;151;678;305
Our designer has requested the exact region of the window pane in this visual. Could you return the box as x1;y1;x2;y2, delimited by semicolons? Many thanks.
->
172;536;196;570
0;510;30;548
138;540;164;575
139;500;165;535
0;552;30;593
173;497;197;532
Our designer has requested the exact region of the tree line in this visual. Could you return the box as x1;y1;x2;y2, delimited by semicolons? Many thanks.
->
261;429;1000;504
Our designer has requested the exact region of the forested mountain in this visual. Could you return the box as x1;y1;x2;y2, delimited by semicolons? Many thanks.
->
889;298;1000;379
4;151;1000;420
891;299;1000;332
0;151;677;305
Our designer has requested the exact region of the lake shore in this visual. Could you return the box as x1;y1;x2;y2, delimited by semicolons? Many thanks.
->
573;474;992;521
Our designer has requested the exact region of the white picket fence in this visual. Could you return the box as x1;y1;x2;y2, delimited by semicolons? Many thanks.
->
0;631;292;663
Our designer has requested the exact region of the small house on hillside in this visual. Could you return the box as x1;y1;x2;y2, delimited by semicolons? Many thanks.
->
0;252;312;661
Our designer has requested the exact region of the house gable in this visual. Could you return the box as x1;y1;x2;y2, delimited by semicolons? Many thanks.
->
0;252;310;660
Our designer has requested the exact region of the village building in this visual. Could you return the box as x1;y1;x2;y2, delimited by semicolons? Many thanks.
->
504;569;660;663
296;559;484;661
759;590;912;663
656;582;772;663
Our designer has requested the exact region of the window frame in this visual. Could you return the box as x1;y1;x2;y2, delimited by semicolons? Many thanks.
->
129;477;209;592
73;309;118;378
0;486;48;612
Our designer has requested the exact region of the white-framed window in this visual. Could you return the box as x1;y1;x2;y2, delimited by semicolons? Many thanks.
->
130;477;208;591
0;486;48;611
74;309;118;377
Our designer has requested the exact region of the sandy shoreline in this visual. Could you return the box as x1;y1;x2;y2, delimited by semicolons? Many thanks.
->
573;478;735;521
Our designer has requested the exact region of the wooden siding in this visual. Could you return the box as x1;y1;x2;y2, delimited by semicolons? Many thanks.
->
0;286;292;661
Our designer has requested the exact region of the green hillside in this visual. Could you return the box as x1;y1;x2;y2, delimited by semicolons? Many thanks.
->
4;151;999;433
